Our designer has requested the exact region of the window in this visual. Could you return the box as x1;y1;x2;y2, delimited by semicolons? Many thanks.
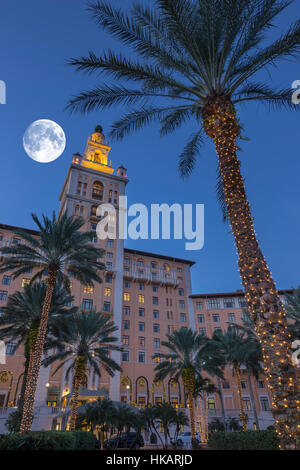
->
222;381;230;389
22;278;30;287
241;381;248;389
168;325;175;334
179;300;185;309
138;295;145;304
2;276;11;286
138;308;145;317
103;302;111;312
151;262;156;269
123;292;130;301
207;397;215;410
138;351;145;363
152;296;158;305
139;283;145;291
0;291;8;301
180;313;186;322
92;181;103;200
196;302;203;310
12;237;20;245
212;314;220;323
199;328;206;336
138;322;145;332
123;306;130;316
154;338;160;349
178;288;184;296
137;260;144;267
228;313;235;322
152;285;158;292
153;310;159;319
105;274;112;283
104;287;111;297
91;222;97;231
207;299;220;309
242;397;251;410
122;351;129;362
106;252;113;259
90;205;98;217
197;314;204;323
167;311;173;320
82;299;93;311
155;396;162;405
121;396;127;403
84;286;94;294
153;323;160;333
6;343;17;355
138;337;145;347
177;267;182;273
259;396;270;411
238;298;247;308
123;320;130;330
223;298;235;308
122;335;129;345
114;191;118;204
257;380;265;389
154;355;160;364
124;258;130;265
124;280;130;289
106;239;114;247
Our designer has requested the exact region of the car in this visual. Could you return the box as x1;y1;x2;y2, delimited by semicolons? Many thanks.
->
104;432;144;450
175;431;201;447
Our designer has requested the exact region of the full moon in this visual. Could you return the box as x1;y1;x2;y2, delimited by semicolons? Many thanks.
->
23;119;66;163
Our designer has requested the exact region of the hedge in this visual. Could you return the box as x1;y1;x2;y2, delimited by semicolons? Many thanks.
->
207;430;279;450
0;430;97;450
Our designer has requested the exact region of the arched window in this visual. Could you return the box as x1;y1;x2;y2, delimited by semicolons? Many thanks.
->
92;181;103;200
90;205;98;217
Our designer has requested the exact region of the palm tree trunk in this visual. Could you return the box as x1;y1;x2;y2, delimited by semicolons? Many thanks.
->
217;377;227;431
17;354;30;416
248;373;260;430
19;270;57;432
69;377;81;431
203;96;300;449
233;363;248;432
187;388;196;441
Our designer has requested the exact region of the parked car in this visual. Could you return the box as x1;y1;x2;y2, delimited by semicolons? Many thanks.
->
104;432;144;450
175;431;201;446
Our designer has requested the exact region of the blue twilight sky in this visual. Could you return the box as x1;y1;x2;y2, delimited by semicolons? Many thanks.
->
0;0;299;294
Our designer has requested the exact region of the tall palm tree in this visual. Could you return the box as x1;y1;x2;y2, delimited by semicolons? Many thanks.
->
0;282;75;420
43;310;122;431
154;327;222;440
193;375;218;442
67;0;300;448
0;212;105;431
209;326;260;431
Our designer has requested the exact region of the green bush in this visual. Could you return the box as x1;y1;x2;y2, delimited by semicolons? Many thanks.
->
208;430;279;450
74;430;97;450
0;430;96;450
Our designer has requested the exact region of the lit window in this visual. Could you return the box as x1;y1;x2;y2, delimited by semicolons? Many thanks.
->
138;295;145;304
22;278;30;287
154;355;160;364
122;335;129;345
92;181;103;200
123;292;130;301
84;286;94;294
104;287;111;297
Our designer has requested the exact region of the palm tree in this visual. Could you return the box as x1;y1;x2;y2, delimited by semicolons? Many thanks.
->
193;375;218;442
209;326;260;431
153;327;222;440
154;402;187;449
67;0;300;448
0;212;105;431
0;281;75;421
77;398;116;448
42;310;122;431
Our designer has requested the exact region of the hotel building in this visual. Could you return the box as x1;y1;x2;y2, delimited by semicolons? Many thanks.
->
0;126;291;432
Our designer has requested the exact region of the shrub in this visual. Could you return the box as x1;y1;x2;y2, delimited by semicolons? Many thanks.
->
5;410;22;433
0;430;96;450
208;430;279;450
150;432;157;444
74;430;97;450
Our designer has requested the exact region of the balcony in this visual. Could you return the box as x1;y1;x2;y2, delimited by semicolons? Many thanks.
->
123;264;178;286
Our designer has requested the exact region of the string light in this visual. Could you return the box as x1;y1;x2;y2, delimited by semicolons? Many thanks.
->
202;96;300;450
